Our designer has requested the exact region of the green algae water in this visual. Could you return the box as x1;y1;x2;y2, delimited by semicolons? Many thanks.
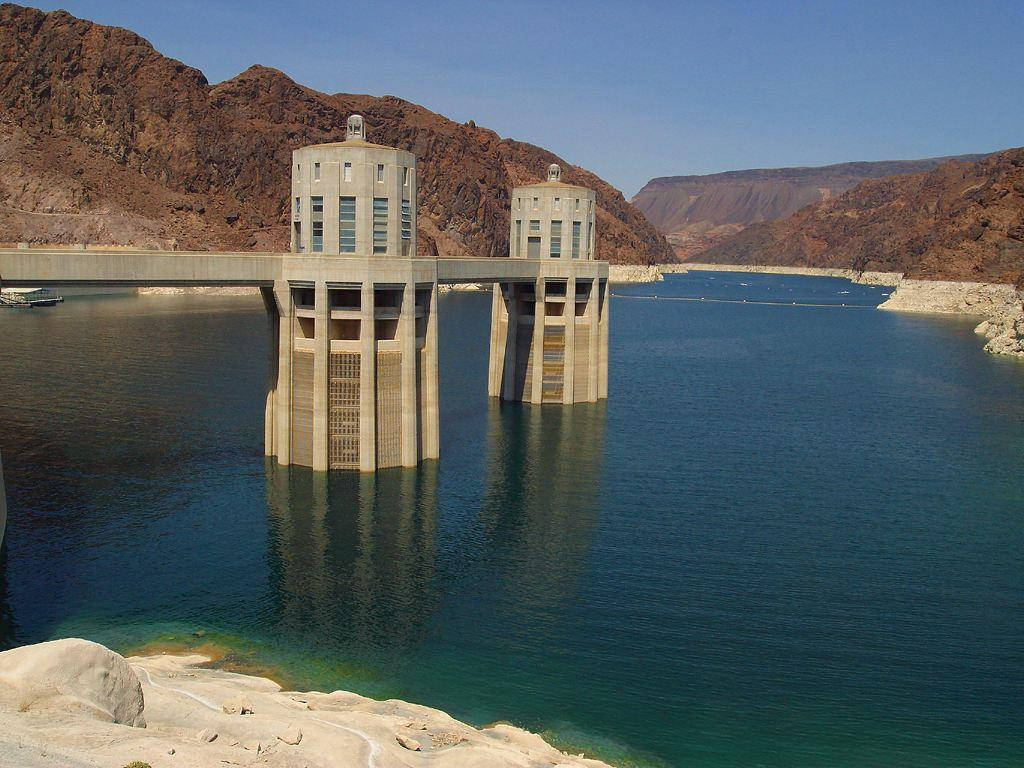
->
1;272;1023;767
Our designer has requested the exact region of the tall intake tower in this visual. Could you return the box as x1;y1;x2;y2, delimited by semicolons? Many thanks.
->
487;164;609;403
266;115;439;472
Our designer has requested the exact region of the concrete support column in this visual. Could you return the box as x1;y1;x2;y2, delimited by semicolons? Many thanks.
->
273;281;293;465
531;278;545;403
598;279;609;399
400;280;418;466
587;279;599;403
487;282;503;398
312;280;329;472
359;280;377;472
563;273;576;404
424;280;441;459
502;284;518;401
260;286;279;456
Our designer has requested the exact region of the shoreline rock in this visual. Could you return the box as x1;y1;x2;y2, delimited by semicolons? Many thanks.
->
0;639;615;768
608;264;663;283
879;280;1024;358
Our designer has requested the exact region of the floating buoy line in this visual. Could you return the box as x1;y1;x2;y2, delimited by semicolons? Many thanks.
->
609;293;877;309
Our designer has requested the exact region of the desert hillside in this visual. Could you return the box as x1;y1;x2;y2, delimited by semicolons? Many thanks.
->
0;4;672;264
700;149;1024;286
634;157;983;259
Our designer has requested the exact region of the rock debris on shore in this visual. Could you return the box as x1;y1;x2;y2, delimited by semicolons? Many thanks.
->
0;638;614;768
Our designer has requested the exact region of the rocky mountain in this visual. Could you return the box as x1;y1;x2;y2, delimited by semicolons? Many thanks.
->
633;157;984;259
0;4;671;264
701;149;1024;286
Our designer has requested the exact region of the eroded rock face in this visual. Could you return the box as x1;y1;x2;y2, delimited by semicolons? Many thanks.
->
0;638;145;726
634;157;982;259
700;150;1024;286
0;4;671;265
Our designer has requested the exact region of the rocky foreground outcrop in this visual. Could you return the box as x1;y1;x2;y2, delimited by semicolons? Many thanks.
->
699;149;1024;286
0;639;613;768
0;4;670;265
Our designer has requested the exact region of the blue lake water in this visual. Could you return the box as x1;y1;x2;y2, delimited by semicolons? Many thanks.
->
1;271;1022;767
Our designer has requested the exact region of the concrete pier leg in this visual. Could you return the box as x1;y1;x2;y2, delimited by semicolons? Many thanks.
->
531;278;545;404
424;281;440;460
312;281;329;472
359;280;377;472
400;281;418;467
261;286;279;456
273;281;294;466
487;283;503;398
598;279;609;399
502;284;518;401
563;274;576;405
587;278;599;403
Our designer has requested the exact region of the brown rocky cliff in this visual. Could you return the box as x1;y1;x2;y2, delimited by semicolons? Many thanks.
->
0;4;671;264
634;157;986;260
700;150;1024;286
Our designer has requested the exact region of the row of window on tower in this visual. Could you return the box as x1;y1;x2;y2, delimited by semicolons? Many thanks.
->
296;163;412;185
293;196;411;253
515;196;593;213
513;219;593;258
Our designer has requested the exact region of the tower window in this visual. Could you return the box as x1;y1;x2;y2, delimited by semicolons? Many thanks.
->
513;219;521;256
575;198;580;211
376;164;385;183
343;162;352;182
532;197;539;210
588;221;594;257
550;221;562;258
311;195;324;252
554;197;561;211
313;162;321;181
529;219;540;232
339;196;356;252
572;221;581;258
294;196;300;215
373;197;388;253
515;198;521;211
401;199;412;240
296;164;301;180
403;167;410;186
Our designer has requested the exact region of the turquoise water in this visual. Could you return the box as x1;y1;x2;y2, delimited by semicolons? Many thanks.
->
1;272;1022;767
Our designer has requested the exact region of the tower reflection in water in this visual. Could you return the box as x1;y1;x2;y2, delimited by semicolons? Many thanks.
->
478;400;607;625
265;463;438;659
262;396;606;696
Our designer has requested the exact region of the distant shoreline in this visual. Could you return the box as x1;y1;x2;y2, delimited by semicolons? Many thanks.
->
607;262;1024;359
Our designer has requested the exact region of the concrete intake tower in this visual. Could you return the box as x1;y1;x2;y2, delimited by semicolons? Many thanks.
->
267;115;438;471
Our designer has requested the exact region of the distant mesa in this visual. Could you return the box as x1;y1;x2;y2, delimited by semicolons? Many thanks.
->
633;156;988;260
696;148;1024;286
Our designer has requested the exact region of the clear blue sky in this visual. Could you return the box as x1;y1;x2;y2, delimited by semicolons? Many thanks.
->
37;0;1024;196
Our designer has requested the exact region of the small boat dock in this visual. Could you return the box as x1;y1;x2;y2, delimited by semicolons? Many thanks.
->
0;287;64;307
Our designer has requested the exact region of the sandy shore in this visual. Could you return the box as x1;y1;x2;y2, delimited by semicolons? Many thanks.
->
0;639;614;768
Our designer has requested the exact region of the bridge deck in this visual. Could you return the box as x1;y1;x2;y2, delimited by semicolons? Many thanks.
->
0;249;607;287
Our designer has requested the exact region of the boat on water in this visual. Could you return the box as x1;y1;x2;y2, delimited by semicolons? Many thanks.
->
0;287;64;308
